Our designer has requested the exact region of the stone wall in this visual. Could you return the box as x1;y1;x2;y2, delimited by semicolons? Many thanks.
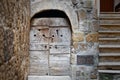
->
31;0;99;80
71;0;99;80
0;0;30;80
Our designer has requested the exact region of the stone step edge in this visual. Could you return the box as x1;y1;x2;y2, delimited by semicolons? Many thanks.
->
100;12;120;14
99;23;120;26
100;18;120;20
99;38;120;40
98;70;120;73
98;31;120;33
99;62;120;66
99;53;120;56
99;45;120;48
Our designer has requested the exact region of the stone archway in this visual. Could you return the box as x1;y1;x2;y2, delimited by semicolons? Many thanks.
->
29;1;77;78
31;0;78;33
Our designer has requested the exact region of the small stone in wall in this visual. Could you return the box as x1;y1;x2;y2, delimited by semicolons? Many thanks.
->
90;69;97;79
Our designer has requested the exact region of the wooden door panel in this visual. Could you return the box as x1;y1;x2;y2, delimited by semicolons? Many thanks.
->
49;54;70;61
30;26;49;43
100;0;114;12
29;51;49;65
29;66;49;75
49;54;70;76
49;66;71;76
49;45;71;54
30;43;49;50
49;27;71;76
29;51;49;75
49;27;71;45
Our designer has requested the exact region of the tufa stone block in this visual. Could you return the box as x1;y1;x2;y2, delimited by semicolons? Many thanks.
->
86;33;98;42
72;33;84;42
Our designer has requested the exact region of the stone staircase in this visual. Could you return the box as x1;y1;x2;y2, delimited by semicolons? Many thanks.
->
98;12;120;79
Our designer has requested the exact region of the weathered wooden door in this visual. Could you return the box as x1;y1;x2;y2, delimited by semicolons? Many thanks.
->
29;18;71;76
100;0;114;12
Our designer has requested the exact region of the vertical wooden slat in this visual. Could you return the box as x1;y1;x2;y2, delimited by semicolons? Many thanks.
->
49;27;71;45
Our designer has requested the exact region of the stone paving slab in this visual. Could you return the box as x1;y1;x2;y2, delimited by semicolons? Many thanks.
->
28;76;71;80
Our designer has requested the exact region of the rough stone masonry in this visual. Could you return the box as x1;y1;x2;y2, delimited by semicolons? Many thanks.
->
0;0;30;80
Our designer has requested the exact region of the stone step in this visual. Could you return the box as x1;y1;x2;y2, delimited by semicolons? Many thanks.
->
99;56;120;62
99;62;120;66
99;53;120;56
100;20;120;25
98;70;120;73
99;34;120;38
99;25;120;31
28;76;71;80
100;24;120;27
99;40;120;43
99;45;120;48
99;48;120;53
100;24;120;26
99;31;120;33
100;17;120;20
99;38;120;41
100;12;120;18
98;66;120;70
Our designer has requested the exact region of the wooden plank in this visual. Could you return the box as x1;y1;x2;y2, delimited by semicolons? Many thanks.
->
30;44;71;53
49;60;70;67
31;18;70;26
29;51;49;75
30;43;49;50
30;60;48;68
49;54;70;62
29;51;49;67
49;54;70;76
49;45;71;54
29;66;49;76
30;26;49;44
49;27;71;45
49;66;71;76
30;51;49;61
